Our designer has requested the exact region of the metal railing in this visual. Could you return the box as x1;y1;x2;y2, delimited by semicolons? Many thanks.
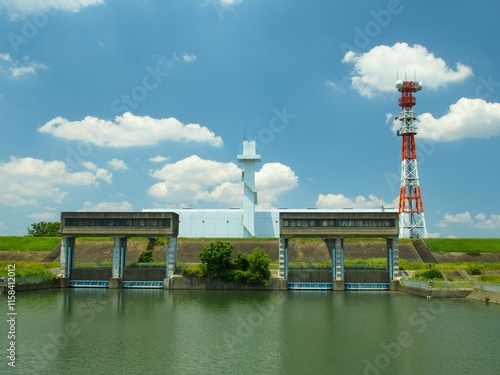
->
401;279;500;292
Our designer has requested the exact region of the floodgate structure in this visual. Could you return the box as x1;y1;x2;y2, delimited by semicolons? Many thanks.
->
60;140;402;291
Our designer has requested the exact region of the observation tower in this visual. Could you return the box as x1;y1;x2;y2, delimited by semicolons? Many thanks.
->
395;79;427;238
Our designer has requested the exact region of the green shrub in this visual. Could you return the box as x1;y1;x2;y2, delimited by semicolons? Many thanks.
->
415;268;444;280
138;249;154;263
199;241;233;278
155;237;166;246
181;264;206;278
466;264;483;275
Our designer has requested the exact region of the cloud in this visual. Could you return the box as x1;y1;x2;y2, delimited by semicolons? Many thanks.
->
149;155;170;163
39;112;223;148
0;53;47;79
148;155;298;208
0;0;104;20
0;156;105;206
342;42;473;98
436;211;500;230
473;213;500;229
393;98;500;142
438;211;500;230
255;163;298;209
79;201;134;212
82;161;113;183
107;158;128;171
316;193;398;209
28;212;57;221
437;212;472;227
174;52;197;63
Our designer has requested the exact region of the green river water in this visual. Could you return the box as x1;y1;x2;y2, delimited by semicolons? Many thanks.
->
2;289;499;375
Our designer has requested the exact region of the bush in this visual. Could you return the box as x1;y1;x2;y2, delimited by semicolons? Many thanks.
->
466;264;483;275
199;241;233;278
181;264;206;278
138;249;154;263
247;247;271;286
415;268;444;280
155;238;166;246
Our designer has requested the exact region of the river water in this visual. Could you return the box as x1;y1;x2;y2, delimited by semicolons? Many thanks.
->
2;289;499;375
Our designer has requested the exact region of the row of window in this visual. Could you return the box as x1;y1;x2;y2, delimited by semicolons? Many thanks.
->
64;218;171;228
282;219;396;228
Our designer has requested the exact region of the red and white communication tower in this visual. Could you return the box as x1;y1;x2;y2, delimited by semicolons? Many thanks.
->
395;79;427;238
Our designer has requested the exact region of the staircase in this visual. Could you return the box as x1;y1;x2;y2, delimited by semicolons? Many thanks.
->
412;239;439;264
40;243;61;262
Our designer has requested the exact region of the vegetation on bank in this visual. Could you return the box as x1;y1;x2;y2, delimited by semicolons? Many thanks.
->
424;238;500;253
0;237;61;251
0;261;58;279
181;241;271;286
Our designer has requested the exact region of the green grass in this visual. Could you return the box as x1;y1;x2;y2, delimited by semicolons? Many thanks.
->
0;261;59;278
424;238;500;253
0;237;61;251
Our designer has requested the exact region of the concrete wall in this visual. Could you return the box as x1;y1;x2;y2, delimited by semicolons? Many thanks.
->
345;270;389;283
288;269;332;282
396;282;473;298
72;268;112;280
165;276;288;290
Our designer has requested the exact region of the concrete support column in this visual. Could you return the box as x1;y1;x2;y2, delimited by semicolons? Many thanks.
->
166;236;178;278
60;236;75;282
333;238;345;290
387;237;400;281
278;237;288;279
110;237;127;288
333;238;344;281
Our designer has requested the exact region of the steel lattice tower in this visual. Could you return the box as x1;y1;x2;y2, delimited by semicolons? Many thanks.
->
395;80;427;238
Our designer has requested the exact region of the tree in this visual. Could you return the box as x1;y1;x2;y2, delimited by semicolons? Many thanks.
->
27;221;61;237
247;247;271;285
138;249;154;263
199;241;233;278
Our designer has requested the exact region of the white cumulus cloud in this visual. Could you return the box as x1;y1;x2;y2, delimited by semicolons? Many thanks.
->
79;201;134;212
0;0;104;19
148;155;298;208
149;155;170;163
0;53;47;79
342;42;472;98
395;98;500;142
39;112;223;148
107;158;128;171
0;157;107;206
28;212;57;221
437;211;500;230
316;193;398;209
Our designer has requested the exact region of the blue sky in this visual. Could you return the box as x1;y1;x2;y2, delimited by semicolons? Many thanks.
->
0;0;499;238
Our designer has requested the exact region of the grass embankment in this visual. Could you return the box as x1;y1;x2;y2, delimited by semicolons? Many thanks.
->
425;238;500;253
0;236;61;251
0;261;59;278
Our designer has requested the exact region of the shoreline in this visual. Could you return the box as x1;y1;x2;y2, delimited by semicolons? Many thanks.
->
2;277;499;304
